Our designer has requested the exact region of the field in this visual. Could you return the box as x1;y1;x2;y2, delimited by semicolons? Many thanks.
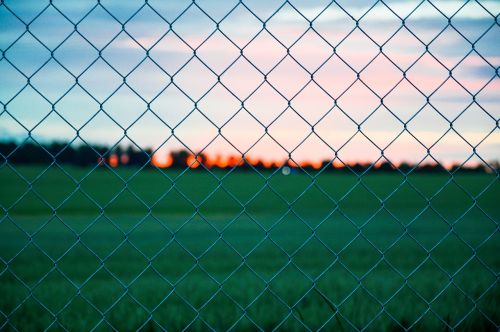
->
0;165;498;331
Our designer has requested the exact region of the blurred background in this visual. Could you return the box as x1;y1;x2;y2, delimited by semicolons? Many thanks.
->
1;0;498;167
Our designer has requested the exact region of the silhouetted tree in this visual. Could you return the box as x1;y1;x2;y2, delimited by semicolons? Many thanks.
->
170;150;190;168
398;162;412;173
125;146;152;167
378;162;393;172
0;141;494;173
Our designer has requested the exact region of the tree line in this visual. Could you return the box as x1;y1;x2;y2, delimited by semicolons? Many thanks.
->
0;140;495;173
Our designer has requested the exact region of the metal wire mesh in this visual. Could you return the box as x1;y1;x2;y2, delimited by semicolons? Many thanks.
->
0;0;499;330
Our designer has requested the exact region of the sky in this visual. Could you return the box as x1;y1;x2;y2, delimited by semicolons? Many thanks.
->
0;0;499;167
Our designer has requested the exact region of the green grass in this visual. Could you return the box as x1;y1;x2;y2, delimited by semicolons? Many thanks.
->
0;165;499;331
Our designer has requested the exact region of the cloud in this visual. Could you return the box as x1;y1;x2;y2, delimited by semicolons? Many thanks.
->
1;0;499;164
274;1;500;23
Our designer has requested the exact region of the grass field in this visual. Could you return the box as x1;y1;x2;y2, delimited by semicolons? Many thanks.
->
0;165;499;331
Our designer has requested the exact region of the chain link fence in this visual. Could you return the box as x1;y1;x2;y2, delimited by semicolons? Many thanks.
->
0;0;499;330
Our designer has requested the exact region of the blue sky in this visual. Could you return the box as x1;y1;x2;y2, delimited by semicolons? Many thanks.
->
0;0;499;166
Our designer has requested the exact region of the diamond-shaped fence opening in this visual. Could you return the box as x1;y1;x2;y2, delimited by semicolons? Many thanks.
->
0;0;499;330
